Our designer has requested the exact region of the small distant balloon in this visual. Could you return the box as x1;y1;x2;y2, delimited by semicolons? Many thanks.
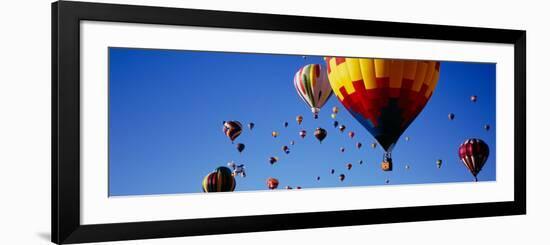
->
282;145;290;154
236;143;245;153
296;186;302;189
269;157;279;165
348;131;355;139
316;176;320;181
339;125;346;133
333;121;339;128
285;186;293;190
356;142;362;149
296;115;303;125
340;147;345;153
436;159;443;168
272;131;279;138
448;113;455;120
290;140;295;145
405;136;410;141
314;128;327;143
346;163;352;170
371;142;377;149
385;179;390;184
331;113;337;119
248;122;255;130
330;169;335;174
299;130;307;139
267;177;279;190
405;164;410;170
484;124;491;131
471;95;477;102
284;122;289;128
359;160;363;165
339;174;345;182
223;121;242;143
332;106;339;114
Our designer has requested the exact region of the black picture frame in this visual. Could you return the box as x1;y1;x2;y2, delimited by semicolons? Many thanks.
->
52;1;526;244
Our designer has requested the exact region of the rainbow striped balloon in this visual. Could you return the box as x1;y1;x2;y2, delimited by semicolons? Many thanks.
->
293;64;333;118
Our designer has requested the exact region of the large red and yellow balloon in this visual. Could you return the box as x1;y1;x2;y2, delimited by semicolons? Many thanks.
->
325;57;440;167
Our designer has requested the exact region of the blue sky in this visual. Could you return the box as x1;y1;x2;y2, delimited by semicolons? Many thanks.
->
108;47;496;196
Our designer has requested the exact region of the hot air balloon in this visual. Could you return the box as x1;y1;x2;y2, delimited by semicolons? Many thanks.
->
285;186;293;190
299;130;307;139
284;122;289;128
448;113;455;120
339;174;345;182
339;125;346;133
296;115;303;125
405;164;410;170
340;147;345;153
267;177;279;190
223;121;242;143
236;143;245;153
359;160;364;165
459;138;489;181
202;166;236;193
405;136;410;141
248;122;255;130
325;57;441;171
290;140;295;145
269;157;279;165
348;131;355;139
385;179;390;184
293;64;333;119
272;131;279;138
330;169;335;174
436;159;443;168
282;145;290;154
296;186;302;189
484;124;491;131
346;163;352;170
371;142;377;149
333;121;339;128
317;176;321;181
314;128;327;143
332;106;339;114
471;95;477;102
356;142;362;149
331;113;337;119
228;162;246;178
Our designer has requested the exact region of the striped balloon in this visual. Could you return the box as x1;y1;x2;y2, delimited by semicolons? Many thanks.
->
325;57;440;169
223;121;242;143
293;64;333;118
202;166;236;192
458;138;489;181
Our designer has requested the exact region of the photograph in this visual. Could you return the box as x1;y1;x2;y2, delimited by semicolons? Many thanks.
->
108;47;496;196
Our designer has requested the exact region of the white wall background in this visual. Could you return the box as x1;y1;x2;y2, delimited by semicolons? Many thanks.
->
0;0;547;244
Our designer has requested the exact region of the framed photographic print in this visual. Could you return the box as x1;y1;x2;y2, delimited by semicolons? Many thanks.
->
52;1;526;244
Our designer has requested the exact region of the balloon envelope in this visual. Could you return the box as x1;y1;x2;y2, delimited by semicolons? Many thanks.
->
314;128;327;143
267;177;279;189
293;64;333;118
223;121;242;142
202;167;236;192
236;143;245;153
459;138;489;181
325;58;440;156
